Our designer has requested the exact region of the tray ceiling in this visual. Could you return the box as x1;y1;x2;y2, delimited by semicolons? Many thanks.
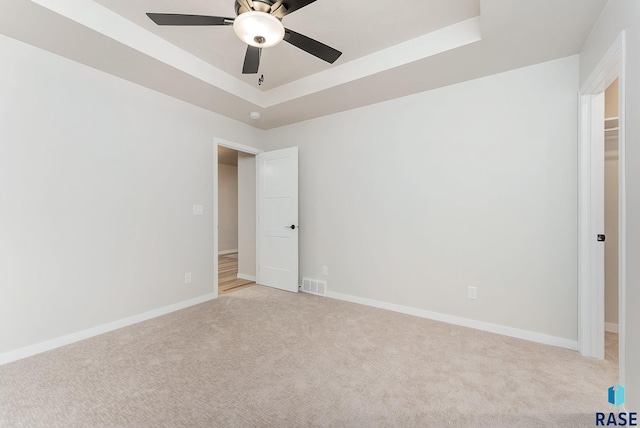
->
0;0;607;129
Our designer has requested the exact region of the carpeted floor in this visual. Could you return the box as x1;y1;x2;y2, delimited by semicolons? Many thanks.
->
0;286;617;427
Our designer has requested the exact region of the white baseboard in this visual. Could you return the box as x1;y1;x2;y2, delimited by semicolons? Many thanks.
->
605;322;619;333
0;293;217;366
237;273;256;281
325;291;578;351
218;249;238;255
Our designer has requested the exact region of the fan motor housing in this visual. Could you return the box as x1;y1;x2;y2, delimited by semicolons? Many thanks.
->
235;0;287;19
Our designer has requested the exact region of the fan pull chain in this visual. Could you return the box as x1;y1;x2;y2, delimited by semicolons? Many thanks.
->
258;42;264;86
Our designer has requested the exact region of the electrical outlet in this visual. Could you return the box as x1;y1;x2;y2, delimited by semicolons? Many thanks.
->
322;266;328;276
193;205;203;215
467;286;477;300
185;272;192;284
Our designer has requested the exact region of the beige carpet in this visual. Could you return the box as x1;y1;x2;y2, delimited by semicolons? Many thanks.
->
0;286;617;427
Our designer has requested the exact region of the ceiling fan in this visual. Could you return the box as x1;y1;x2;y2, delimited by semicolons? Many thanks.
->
146;0;342;75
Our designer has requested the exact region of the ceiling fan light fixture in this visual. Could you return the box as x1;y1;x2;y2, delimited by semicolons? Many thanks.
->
233;11;285;48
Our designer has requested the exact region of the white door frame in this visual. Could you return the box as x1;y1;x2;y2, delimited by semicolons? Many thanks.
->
213;137;263;297
578;31;626;381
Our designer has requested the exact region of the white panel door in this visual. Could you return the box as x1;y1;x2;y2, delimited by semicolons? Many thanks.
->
257;147;298;292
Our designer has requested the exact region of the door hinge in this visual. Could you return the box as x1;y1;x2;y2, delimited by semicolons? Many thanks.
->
597;234;606;242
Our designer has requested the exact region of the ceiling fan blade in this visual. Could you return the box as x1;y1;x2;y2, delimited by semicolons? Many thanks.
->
242;45;261;74
282;0;318;15
284;29;342;64
146;13;233;26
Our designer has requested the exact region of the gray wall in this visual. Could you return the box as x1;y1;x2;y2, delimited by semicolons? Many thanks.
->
265;56;580;343
0;34;263;355
218;163;239;253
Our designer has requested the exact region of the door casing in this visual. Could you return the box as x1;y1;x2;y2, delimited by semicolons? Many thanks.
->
578;31;626;386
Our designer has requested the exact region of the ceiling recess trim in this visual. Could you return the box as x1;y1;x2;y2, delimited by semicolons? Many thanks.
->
262;17;482;107
29;0;264;104
28;0;481;110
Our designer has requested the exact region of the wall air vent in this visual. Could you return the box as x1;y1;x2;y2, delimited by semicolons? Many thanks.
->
301;278;327;296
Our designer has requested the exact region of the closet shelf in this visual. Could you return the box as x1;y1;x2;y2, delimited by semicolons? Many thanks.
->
605;116;619;130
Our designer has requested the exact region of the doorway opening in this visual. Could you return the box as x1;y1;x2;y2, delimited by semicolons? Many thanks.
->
217;146;257;295
213;139;300;296
213;138;262;297
603;79;619;367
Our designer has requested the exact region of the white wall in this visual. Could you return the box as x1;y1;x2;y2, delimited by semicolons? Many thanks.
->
580;0;640;411
265;55;579;342
0;34;262;356
218;163;238;253
237;153;256;277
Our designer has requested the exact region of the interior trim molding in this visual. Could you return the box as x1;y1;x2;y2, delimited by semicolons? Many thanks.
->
262;16;482;107
219;249;239;255
325;290;578;351
237;273;257;282
605;322;619;333
214;137;263;155
577;30;626;394
0;293;217;366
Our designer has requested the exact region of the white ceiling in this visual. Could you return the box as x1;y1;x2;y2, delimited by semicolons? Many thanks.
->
0;0;607;129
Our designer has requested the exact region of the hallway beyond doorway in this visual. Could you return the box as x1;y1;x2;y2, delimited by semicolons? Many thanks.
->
218;253;255;295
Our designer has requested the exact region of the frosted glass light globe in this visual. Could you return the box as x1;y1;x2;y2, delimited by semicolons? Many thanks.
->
233;11;285;48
